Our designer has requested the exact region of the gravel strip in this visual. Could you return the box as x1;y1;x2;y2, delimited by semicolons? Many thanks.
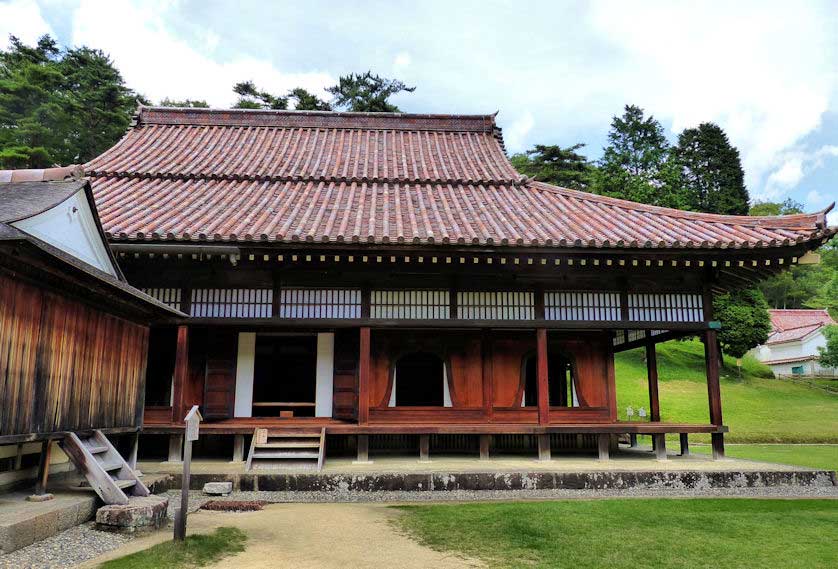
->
164;484;838;507
0;522;132;569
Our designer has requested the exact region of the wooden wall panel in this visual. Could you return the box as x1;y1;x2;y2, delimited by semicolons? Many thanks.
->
201;330;237;420
448;337;483;407
0;273;149;439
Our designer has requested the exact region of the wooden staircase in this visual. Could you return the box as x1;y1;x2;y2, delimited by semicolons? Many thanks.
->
61;430;149;505
246;427;326;471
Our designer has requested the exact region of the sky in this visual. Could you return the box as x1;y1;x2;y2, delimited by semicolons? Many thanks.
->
2;0;837;224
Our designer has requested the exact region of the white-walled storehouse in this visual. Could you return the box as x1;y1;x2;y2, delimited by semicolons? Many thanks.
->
752;309;837;376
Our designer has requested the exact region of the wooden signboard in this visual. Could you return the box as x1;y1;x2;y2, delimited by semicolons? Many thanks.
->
174;406;201;542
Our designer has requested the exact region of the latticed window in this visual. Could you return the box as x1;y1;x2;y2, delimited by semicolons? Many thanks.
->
141;288;182;311
457;291;534;320
545;291;621;321
190;288;273;318
371;290;450;319
278;289;361;319
627;293;704;322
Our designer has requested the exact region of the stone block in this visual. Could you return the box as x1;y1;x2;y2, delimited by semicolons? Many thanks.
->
202;481;233;496
96;496;169;532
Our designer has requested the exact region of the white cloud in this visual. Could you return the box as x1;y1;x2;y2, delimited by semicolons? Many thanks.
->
69;0;334;107
393;51;411;69
586;0;836;197
504;111;534;154
0;0;54;49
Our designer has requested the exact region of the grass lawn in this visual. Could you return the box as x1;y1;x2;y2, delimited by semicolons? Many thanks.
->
99;527;246;569
615;340;838;443
396;499;838;569
690;444;838;471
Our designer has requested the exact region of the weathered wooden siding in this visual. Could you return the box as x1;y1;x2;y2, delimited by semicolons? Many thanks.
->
0;273;149;439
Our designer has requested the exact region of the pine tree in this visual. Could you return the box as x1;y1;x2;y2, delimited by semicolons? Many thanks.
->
0;35;140;168
510;143;594;190
676;122;749;215
326;71;415;113
592;105;686;208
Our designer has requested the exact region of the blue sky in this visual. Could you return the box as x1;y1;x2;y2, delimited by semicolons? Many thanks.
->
2;0;836;223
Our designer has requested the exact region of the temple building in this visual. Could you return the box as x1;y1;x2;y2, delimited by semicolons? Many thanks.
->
82;107;835;468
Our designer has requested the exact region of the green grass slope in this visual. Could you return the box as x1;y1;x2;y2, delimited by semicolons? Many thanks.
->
614;340;838;443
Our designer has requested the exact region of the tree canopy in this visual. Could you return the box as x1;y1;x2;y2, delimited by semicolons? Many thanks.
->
713;287;772;358
818;325;838;369
325;71;415;112
591;105;686;208
675;122;749;215
509;143;594;190
0;35;140;168
159;98;209;108
749;198;804;217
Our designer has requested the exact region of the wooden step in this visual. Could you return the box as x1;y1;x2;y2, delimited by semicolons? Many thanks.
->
250;460;320;470
252;451;319;460
85;444;109;454
114;479;137;490
257;441;321;449
99;459;124;472
265;432;321;439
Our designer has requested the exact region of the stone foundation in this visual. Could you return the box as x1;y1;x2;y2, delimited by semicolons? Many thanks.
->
96;496;169;532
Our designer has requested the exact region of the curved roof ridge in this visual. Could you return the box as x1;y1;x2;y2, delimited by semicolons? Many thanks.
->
528;181;834;231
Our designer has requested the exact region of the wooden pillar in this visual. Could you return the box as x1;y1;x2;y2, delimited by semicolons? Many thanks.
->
653;434;667;461
14;443;24;470
171;325;189;423
232;435;245;462
679;433;690;456
167;434;183;463
537;434;551;461
704;329;725;459
645;332;661;422
418;435;430;462
629;434;638;448
597;434;610;461
355;435;370;463
536;328;549;426
34;440;52;497
479;435;491;460
481;331;493;420
358;327;371;426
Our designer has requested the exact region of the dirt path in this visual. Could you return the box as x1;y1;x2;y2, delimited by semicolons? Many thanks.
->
84;503;483;569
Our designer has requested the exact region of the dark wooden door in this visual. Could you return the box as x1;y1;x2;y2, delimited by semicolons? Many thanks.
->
332;329;359;420
202;330;237;420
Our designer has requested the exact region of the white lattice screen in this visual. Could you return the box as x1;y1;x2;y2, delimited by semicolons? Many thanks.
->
545;291;621;321
371;290;450;319
141;288;182;310
457;291;534;320
278;288;361;319
628;293;704;322
190;288;273;318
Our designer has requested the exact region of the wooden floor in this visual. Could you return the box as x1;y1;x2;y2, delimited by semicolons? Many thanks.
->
142;417;726;436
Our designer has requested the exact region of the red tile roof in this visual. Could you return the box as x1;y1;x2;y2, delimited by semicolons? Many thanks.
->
766;309;836;344
86;107;836;249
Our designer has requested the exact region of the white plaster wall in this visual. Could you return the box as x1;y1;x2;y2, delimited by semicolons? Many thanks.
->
12;189;117;276
315;333;335;417
234;333;256;417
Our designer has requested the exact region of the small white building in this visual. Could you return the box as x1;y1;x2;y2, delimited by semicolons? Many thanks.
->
752;309;837;376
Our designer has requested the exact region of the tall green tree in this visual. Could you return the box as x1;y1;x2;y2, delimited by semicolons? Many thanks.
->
288;87;332;111
510;143;595;190
0;35;140;168
713;287;772;359
675;122;749;215
592;105;686;208
326;71;415;112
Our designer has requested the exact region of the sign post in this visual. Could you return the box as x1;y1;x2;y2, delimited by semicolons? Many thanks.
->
174;405;201;542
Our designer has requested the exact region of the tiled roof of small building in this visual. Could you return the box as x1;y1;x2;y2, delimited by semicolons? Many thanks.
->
86;107;836;249
766;309;836;344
